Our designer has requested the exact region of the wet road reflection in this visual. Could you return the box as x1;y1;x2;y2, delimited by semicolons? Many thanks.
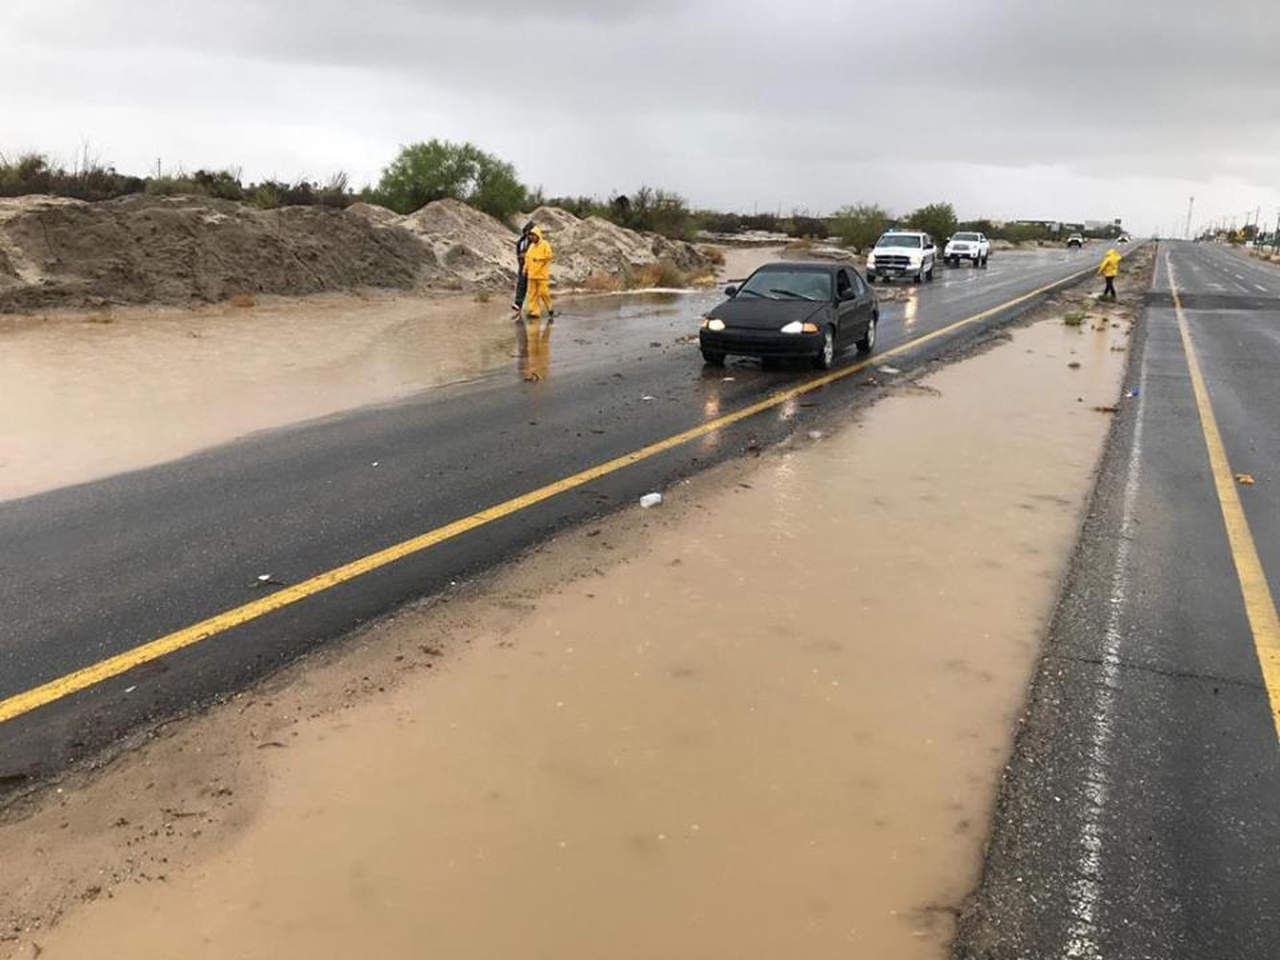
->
516;317;554;382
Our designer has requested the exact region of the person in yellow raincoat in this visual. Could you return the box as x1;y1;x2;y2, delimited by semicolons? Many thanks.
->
522;226;554;319
1098;248;1121;301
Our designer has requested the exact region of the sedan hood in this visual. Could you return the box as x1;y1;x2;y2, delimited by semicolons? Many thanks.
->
709;298;831;331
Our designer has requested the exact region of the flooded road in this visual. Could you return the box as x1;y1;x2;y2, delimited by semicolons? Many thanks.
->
0;249;1095;502
10;314;1130;959
0;290;720;500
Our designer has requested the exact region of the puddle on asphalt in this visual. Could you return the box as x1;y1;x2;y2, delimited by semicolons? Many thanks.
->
0;290;715;501
13;317;1130;959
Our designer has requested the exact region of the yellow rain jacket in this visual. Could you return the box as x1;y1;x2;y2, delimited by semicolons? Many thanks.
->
524;227;553;281
1098;249;1121;278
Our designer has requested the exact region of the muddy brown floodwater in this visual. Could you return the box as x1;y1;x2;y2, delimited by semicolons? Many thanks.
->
4;314;1130;959
0;292;515;501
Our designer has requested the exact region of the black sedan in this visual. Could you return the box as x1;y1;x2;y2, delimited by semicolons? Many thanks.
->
698;261;878;369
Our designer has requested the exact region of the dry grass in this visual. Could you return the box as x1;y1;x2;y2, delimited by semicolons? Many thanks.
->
230;292;256;308
473;289;492;304
582;270;623;293
697;244;726;266
1063;311;1086;326
627;258;690;289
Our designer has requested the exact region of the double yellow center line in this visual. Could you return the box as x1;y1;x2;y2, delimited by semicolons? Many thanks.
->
0;264;1094;724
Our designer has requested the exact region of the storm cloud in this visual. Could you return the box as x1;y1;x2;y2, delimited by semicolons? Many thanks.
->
6;0;1278;233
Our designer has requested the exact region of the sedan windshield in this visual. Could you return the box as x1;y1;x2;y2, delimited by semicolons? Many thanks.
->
876;234;922;248
737;269;831;301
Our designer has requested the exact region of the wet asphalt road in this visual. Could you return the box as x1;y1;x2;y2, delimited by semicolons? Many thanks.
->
0;247;1118;784
957;242;1280;958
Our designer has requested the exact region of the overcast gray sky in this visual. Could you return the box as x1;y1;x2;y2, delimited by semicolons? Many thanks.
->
5;0;1278;235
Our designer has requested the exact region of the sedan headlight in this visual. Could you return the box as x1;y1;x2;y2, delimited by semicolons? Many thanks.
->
701;316;725;332
780;321;820;334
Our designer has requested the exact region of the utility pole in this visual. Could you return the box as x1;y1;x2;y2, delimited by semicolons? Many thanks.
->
1184;196;1194;241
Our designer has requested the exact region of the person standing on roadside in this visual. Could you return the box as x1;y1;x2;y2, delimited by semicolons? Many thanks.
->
512;220;535;312
522;226;554;319
1098;247;1121;301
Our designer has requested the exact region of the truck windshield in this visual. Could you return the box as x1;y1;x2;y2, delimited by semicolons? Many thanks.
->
876;235;921;248
953;232;980;241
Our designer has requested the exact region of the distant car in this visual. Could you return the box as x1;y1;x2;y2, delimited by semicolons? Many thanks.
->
1066;233;1084;248
944;231;990;267
865;231;937;283
699;261;879;370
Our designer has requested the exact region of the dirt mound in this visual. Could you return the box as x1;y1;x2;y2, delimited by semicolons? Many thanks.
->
0;194;442;311
399;199;516;286
524;205;712;284
347;198;518;286
0;195;715;311
523;205;580;235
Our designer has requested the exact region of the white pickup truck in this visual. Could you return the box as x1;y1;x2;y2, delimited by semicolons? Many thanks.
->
865;230;936;283
944;231;989;267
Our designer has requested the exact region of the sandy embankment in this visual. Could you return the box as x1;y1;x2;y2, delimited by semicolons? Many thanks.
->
1;300;1134;959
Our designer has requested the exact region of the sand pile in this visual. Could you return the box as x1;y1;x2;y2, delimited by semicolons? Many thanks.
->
0;195;715;312
523;205;710;284
349;198;517;287
0;194;441;311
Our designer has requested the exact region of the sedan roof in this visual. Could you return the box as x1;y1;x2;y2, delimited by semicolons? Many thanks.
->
754;260;847;273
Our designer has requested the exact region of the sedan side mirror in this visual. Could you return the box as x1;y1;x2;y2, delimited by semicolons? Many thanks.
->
724;284;738;297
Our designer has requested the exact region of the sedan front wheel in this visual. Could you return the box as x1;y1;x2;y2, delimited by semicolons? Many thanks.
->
813;327;836;370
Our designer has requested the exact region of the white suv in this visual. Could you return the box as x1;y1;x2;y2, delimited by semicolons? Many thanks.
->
865;231;936;284
944;231;989;267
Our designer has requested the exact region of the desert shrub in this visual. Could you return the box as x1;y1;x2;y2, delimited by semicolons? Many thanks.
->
372;140;529;221
546;186;696;241
830;204;889;252
582;270;622;292
905;202;958;243
251;182;281;209
697;244;726;266
0;151;145;201
784;214;828;239
625;258;690;289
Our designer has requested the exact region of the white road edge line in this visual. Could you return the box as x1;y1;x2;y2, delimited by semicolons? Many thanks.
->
1255;283;1269;293
1061;254;1153;959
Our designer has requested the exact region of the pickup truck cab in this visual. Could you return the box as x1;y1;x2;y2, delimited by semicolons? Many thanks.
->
1066;233;1084;249
944;231;989;267
865;231;936;284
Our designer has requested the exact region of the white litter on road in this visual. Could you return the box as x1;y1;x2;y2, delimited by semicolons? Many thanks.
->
878;366;902;375
639;492;663;508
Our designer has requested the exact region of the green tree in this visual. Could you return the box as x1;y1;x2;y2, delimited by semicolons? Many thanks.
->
374;140;528;221
830;203;889;253
905;202;958;244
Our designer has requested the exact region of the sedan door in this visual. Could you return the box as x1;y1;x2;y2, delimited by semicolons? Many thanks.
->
835;269;861;344
848;268;874;339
